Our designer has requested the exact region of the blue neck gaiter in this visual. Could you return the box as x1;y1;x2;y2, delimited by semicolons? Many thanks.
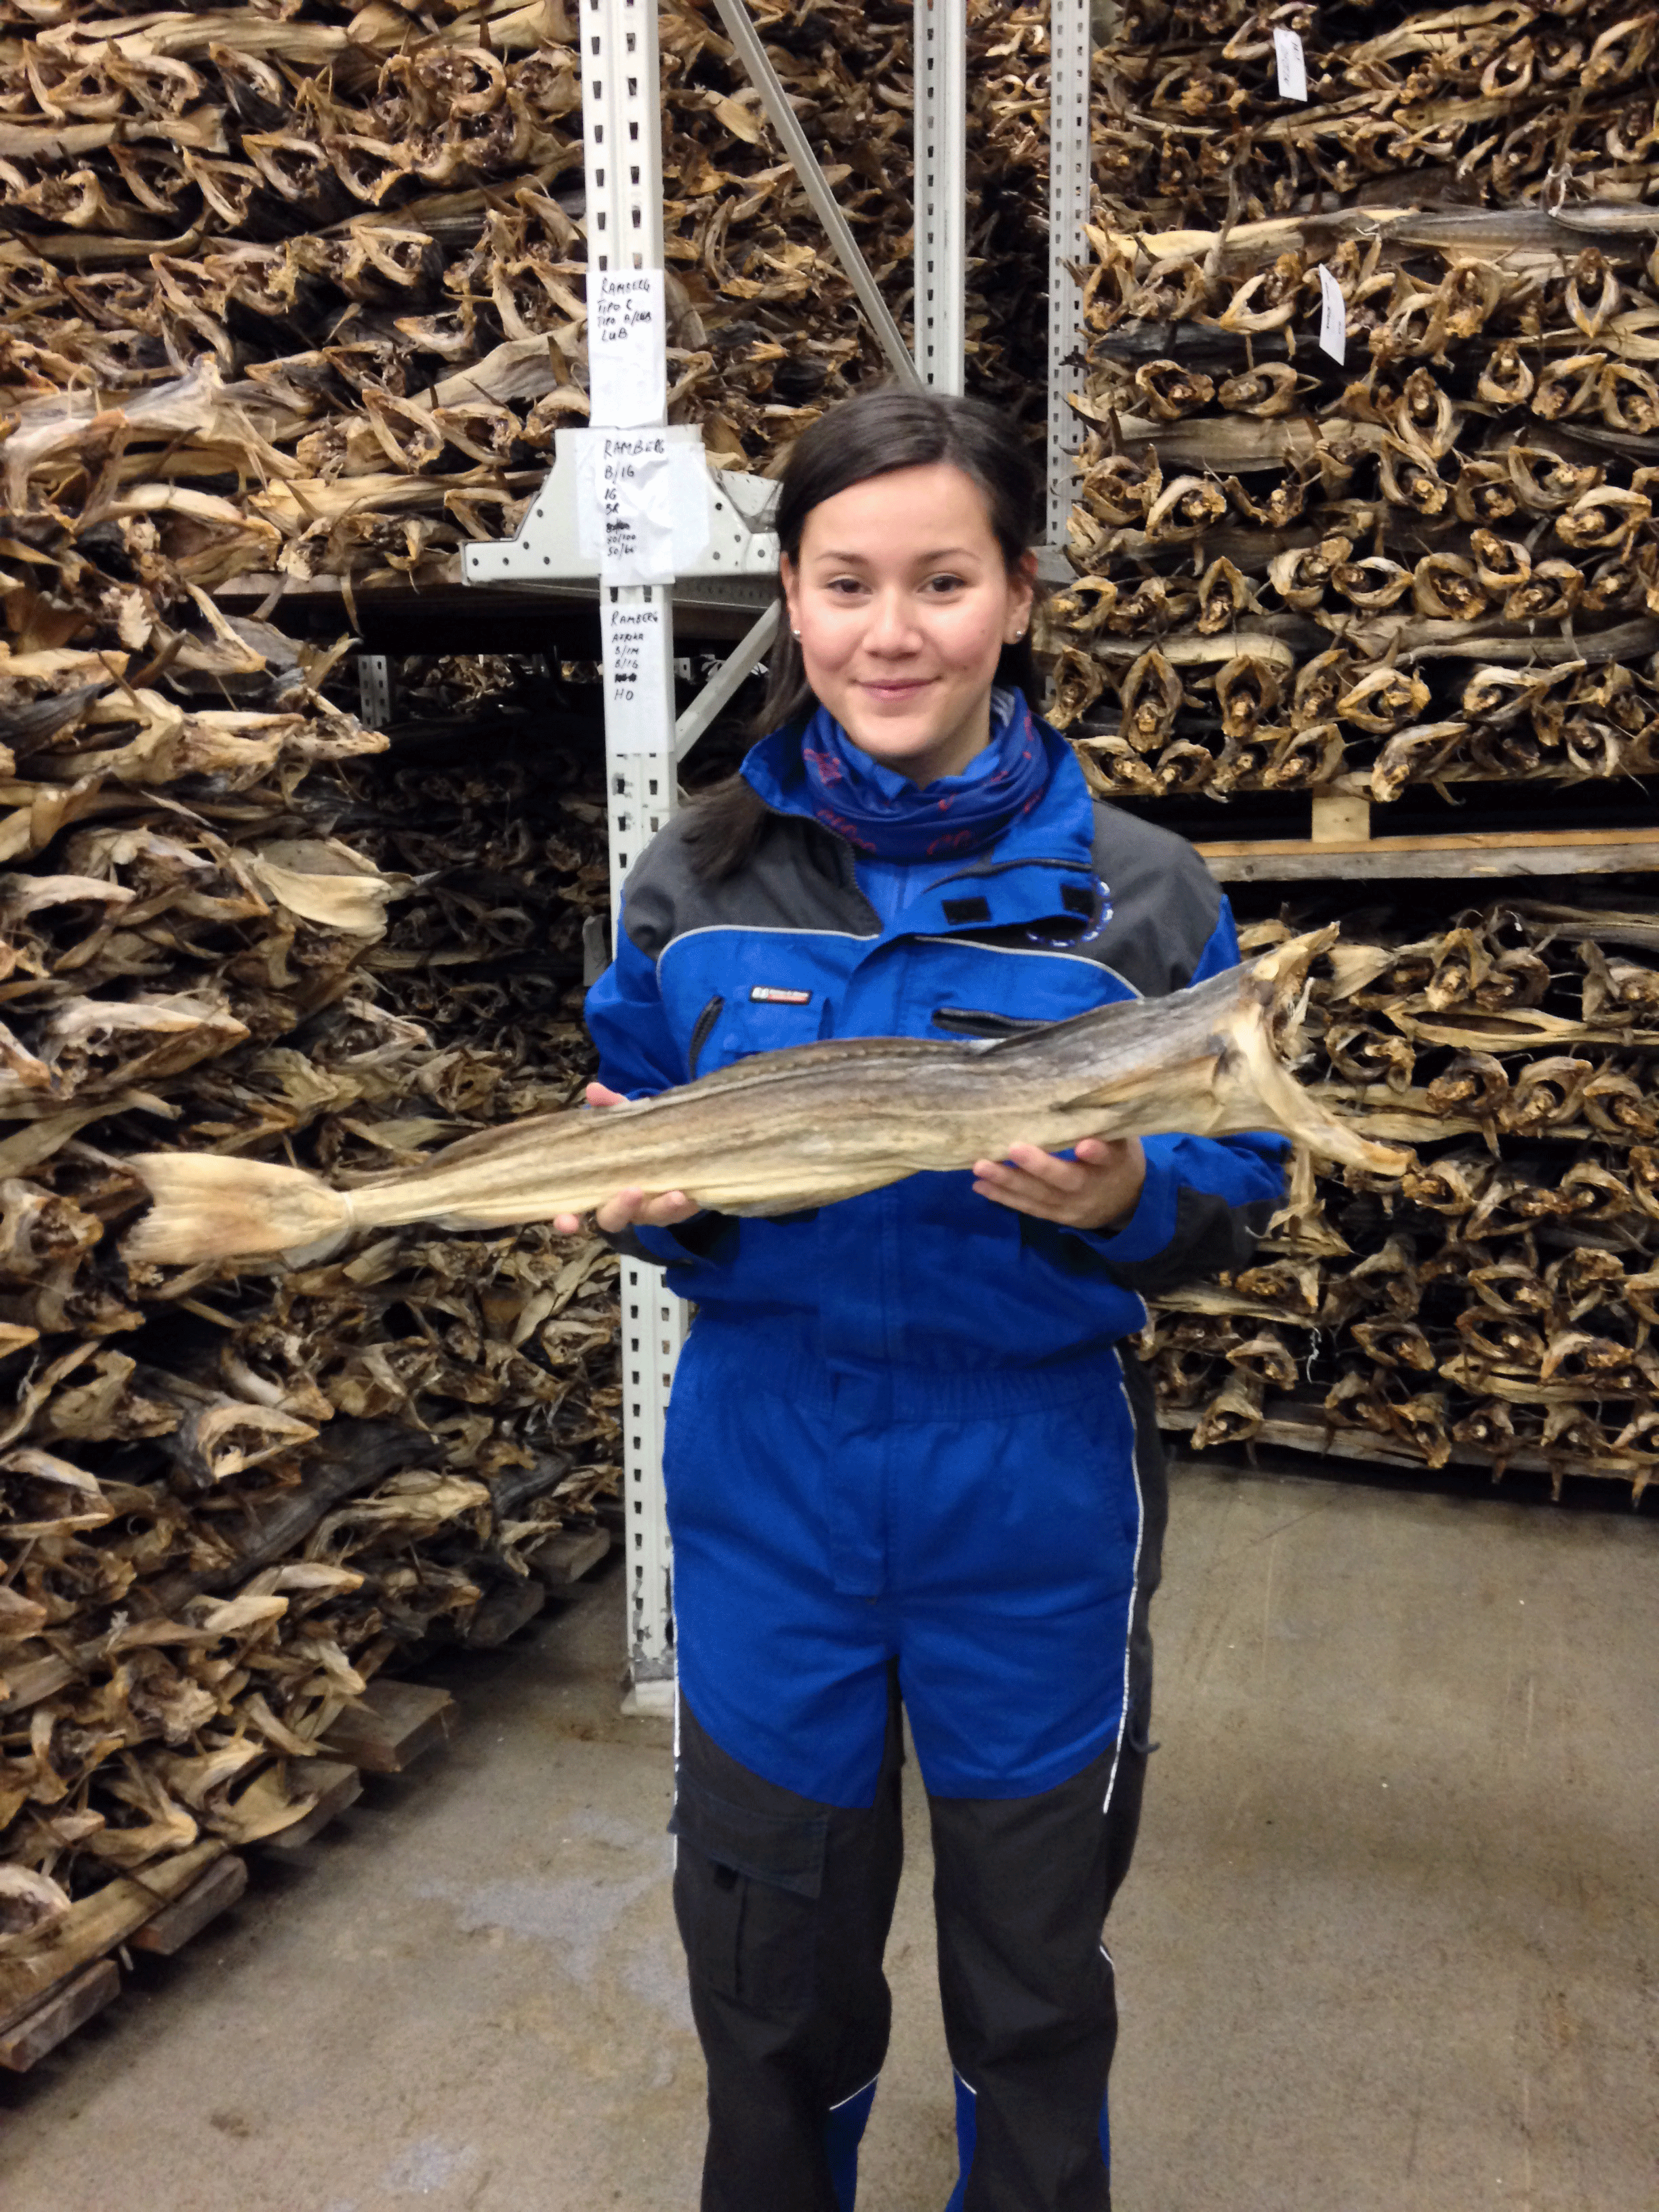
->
798;687;1050;862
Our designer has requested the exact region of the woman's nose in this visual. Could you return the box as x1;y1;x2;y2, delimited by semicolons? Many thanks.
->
864;590;920;653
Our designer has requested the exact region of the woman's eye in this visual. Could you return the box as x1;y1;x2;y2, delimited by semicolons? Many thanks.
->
826;577;865;596
925;573;965;594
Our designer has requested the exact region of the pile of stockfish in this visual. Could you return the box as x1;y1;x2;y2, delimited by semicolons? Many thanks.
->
1139;895;1659;1498
1044;0;1659;811
2;0;1044;626
0;626;620;1952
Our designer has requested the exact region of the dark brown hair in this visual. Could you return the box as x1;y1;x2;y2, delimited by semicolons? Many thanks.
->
684;386;1046;880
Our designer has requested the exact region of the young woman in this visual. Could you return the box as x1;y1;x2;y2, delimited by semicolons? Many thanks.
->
564;389;1286;2212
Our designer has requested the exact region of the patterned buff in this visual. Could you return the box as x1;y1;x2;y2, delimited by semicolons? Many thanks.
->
798;688;1050;861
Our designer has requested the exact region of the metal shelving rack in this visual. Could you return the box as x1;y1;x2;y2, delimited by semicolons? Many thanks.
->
466;0;1094;1706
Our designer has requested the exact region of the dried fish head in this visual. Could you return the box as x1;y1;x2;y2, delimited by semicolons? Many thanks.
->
1195;556;1258;634
1332;555;1413;611
1118;650;1185;751
1133;359;1216;419
1503;558;1583;622
1477;340;1536;409
1145;473;1229;541
1267;533;1353;612
1213;653;1284;740
1454;456;1522;527
1412;552;1488;621
1217;363;1302;417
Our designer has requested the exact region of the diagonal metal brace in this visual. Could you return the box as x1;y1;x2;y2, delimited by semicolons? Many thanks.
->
674;600;781;765
711;0;922;388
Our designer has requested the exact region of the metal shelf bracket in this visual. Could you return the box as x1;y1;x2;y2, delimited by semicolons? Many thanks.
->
462;433;778;588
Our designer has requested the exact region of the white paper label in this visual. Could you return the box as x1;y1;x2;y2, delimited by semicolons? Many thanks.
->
1317;264;1347;365
575;429;712;583
1273;25;1307;101
589;268;666;428
602;590;672;735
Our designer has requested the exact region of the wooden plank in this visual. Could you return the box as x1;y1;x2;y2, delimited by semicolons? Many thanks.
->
316;1679;454;1774
0;1840;225;2036
524;1526;612;1586
460;1576;547;1649
1197;825;1659;884
1310;792;1370;844
258;1761;363;1850
1160;1404;1654;1488
128;1853;248;1955
0;1959;120;2073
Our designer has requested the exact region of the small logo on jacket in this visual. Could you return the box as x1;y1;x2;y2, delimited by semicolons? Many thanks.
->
750;986;813;1004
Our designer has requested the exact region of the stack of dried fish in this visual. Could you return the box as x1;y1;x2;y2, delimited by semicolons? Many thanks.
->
1143;896;1659;1499
0;0;1057;1996
0;628;624;1944
2;0;1047;644
1044;2;1659;812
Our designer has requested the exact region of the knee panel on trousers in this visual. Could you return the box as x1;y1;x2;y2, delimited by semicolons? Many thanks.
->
672;1774;829;2016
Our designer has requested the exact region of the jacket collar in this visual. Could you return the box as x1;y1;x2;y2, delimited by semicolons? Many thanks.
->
741;714;1097;901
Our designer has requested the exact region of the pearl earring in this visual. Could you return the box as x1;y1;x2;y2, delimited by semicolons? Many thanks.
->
792;626;802;638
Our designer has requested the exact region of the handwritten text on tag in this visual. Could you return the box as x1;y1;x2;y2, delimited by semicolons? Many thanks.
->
1273;26;1307;102
589;270;666;428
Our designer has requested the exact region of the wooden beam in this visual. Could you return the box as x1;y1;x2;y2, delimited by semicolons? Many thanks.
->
0;1839;224;2036
1196;825;1659;884
461;1576;547;1649
523;1526;612;1587
1159;1404;1654;1488
317;1679;454;1775
129;1853;248;1955
258;1761;363;1850
0;1959;120;2073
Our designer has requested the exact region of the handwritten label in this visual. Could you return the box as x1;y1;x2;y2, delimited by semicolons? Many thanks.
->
1273;26;1307;101
590;268;665;428
602;590;672;735
575;430;711;583
1317;264;1347;365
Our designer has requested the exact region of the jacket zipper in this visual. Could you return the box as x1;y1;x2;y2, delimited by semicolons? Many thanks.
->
932;1006;1055;1039
688;994;724;1079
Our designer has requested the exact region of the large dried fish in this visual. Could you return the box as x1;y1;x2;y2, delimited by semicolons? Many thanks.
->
126;935;1406;1265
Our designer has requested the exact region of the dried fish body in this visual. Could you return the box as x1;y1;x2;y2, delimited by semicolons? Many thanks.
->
127;935;1406;1265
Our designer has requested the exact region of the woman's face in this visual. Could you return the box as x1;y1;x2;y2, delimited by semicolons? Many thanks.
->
780;462;1036;785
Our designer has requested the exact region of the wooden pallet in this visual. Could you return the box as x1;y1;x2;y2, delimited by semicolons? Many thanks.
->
1195;803;1659;884
1160;1402;1656;1496
0;1677;458;2072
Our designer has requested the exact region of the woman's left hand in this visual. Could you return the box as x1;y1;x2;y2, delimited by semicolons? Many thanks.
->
971;1136;1146;1233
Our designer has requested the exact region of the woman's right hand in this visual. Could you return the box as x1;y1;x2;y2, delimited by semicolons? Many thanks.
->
552;1082;703;1236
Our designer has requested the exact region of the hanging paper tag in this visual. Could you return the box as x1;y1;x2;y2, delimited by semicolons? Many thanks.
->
1273;26;1308;101
602;589;672;731
575;428;712;583
589;268;666;428
1316;265;1347;365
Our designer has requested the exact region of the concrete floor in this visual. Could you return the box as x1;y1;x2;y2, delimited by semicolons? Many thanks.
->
3;1462;1656;2212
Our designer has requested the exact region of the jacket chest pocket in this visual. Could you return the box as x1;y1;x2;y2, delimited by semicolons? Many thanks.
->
689;989;824;1078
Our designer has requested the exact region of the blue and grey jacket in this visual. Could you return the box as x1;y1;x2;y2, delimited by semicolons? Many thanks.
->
586;713;1287;1372
588;712;1287;1807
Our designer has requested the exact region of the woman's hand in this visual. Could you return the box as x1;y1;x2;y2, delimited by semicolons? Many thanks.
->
971;1136;1146;1233
552;1082;703;1235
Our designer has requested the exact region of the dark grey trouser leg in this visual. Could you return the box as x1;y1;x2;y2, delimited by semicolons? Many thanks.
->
672;1678;904;2212
929;1732;1149;2212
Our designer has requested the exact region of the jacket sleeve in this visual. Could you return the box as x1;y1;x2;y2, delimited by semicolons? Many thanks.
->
1018;893;1288;1300
582;915;740;1276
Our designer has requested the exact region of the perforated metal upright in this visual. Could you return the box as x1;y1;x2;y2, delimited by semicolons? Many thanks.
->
583;0;683;1710
914;0;967;393
1046;0;1093;548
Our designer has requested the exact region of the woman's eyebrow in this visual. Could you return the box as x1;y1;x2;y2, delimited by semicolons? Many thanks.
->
811;545;983;564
